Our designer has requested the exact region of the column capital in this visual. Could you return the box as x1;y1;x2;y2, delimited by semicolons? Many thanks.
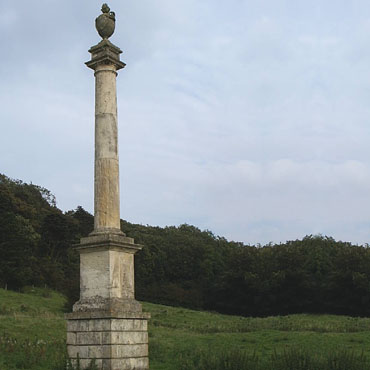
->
86;39;126;71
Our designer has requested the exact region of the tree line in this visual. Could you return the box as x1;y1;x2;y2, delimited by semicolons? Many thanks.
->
1;173;370;317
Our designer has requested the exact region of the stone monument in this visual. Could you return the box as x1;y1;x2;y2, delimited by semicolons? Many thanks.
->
66;4;150;369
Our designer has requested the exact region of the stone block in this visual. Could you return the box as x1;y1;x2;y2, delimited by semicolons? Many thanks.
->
67;332;76;345
67;345;89;359
111;344;148;358
88;345;111;358
70;359;103;368
80;250;110;299
66;320;79;332
110;357;149;370
111;319;147;331
89;319;111;331
67;320;90;332
102;332;111;344
108;331;148;345
77;332;103;345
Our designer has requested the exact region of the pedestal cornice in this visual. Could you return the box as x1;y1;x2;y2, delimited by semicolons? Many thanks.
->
77;232;143;255
65;311;151;320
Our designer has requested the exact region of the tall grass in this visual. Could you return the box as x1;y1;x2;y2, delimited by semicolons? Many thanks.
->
179;349;259;370
0;334;66;370
0;335;100;370
179;348;370;370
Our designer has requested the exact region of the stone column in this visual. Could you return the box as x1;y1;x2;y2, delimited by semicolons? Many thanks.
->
66;5;150;370
94;61;121;233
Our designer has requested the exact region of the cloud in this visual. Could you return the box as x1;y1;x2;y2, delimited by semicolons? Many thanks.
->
2;1;370;246
0;9;19;29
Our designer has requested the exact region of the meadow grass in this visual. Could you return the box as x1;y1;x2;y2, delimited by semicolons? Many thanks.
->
145;303;370;369
2;289;370;369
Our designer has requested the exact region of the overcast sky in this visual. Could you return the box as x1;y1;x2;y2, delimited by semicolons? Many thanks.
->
2;1;370;245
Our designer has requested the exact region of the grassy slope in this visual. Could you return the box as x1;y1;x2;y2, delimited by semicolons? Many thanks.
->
1;289;370;369
0;288;66;341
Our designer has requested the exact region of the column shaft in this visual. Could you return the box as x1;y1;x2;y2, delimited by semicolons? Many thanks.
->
94;64;121;232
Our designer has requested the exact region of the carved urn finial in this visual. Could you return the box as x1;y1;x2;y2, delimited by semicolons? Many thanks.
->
95;3;116;40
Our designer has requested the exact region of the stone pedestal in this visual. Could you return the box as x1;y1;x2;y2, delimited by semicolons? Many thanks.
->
66;311;150;370
73;233;143;312
66;14;150;369
66;233;150;370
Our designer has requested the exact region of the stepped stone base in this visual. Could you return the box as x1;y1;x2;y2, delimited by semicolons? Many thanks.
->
66;311;150;370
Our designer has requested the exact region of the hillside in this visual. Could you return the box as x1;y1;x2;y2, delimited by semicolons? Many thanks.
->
2;173;370;317
2;288;370;370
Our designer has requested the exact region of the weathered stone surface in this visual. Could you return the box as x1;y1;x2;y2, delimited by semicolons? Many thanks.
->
109;331;148;345
88;345;111;358
73;234;143;314
74;331;148;345
68;344;148;359
65;311;150;320
110;358;149;370
111;319;148;332
68;345;89;358
67;332;77;345
66;316;150;369
77;332;104;345
111;344;148;358
79;233;136;250
70;359;104;369
86;40;125;71
79;249;110;299
66;317;148;332
67;319;92;332
95;4;116;40
94;63;120;232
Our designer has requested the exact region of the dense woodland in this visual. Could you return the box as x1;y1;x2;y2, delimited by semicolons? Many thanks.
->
1;173;370;317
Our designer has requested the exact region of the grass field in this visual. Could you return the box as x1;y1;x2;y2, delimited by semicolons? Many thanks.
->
2;288;370;369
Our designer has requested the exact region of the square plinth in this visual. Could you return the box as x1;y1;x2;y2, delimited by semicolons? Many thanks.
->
66;312;150;370
73;233;143;312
